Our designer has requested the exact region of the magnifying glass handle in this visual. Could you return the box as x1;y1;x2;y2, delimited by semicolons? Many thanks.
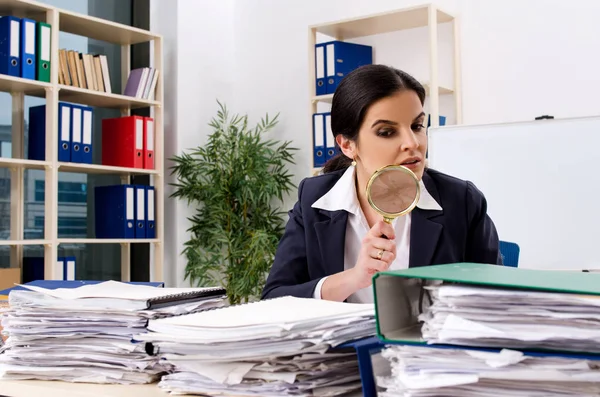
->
381;217;393;239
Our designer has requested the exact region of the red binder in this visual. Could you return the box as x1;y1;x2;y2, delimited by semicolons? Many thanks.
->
101;115;144;168
143;117;154;169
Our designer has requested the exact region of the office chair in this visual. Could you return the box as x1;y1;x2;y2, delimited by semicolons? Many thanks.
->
499;240;520;267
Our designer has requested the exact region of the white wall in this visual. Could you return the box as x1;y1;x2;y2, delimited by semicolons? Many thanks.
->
152;0;600;286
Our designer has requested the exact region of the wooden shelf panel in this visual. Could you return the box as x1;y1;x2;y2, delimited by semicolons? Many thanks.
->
0;157;49;170
0;239;48;246
58;162;158;175
312;6;454;39
0;73;50;97
58;238;159;244
58;85;159;109
0;0;50;21
58;9;159;45
311;83;453;104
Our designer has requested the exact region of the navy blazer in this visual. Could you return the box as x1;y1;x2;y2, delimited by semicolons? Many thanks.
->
261;167;502;300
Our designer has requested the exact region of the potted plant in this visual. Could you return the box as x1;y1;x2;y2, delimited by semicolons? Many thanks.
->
170;101;297;304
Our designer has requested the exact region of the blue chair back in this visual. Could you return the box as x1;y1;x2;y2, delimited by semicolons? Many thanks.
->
499;241;520;267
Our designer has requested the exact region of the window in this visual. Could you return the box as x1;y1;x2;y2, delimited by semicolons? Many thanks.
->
35;181;87;204
35;216;87;237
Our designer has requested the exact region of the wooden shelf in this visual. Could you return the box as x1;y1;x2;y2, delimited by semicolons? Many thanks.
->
59;85;159;109
58;9;160;45
422;83;454;95
0;0;50;21
58;238;160;245
0;157;49;170
0;239;49;246
311;82;453;104
311;94;334;104
0;73;50;96
311;5;454;39
58;162;158;175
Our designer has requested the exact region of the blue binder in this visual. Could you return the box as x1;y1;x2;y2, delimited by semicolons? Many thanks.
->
323;112;339;161
22;257;44;283
146;186;156;239
94;184;136;239
28;105;46;161
0;16;20;77
314;43;327;96
312;113;326;167
19;17;35;80
58;102;72;162
134;185;146;238
324;41;372;94
61;256;76;281
70;104;93;164
0;280;165;296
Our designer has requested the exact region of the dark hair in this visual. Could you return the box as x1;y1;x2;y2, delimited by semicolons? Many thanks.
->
322;65;426;173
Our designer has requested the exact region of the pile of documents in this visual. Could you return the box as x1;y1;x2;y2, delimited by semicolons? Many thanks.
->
419;283;600;353
377;345;600;397
0;281;225;384
136;296;376;396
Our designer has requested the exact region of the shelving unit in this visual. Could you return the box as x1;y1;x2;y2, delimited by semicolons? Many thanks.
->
0;0;164;282
308;4;462;176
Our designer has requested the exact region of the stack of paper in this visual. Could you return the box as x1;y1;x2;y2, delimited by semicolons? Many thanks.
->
419;284;600;353
377;345;600;397
0;281;225;384
136;296;376;396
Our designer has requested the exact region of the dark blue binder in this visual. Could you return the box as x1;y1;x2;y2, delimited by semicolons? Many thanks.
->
94;184;136;239
61;256;76;280
22;257;44;283
135;185;146;238
146;186;156;239
0;16;21;77
324;41;372;94
323;112;339;161
58;102;72;162
70;104;93;164
19;17;35;80
28;104;46;161
312;113;326;167
315;43;327;96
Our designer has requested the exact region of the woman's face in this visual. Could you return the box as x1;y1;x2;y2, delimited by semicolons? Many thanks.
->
339;90;427;180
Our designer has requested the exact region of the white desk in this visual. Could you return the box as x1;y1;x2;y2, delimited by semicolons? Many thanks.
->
0;380;168;397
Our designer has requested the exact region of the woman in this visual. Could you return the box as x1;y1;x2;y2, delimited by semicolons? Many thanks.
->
262;65;502;303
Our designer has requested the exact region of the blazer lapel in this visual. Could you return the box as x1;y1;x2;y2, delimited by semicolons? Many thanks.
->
409;171;444;267
314;210;348;276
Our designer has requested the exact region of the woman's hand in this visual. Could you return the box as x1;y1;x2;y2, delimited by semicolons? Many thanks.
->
320;220;396;302
350;220;397;290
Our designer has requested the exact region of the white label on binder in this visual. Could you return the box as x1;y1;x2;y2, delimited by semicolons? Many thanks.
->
137;188;145;220
10;20;18;57
56;259;63;280
41;26;50;61
326;44;335;77
72;107;82;143
315;46;324;79
126;187;134;221
25;21;34;54
83;109;92;144
61;105;70;141
148;189;155;221
147;120;154;151
325;114;334;148
314;114;324;146
66;260;75;280
136;118;143;150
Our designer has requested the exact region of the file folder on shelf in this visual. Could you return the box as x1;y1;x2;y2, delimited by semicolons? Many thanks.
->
35;21;50;82
28;102;72;162
70;104;93;164
135;185;146;238
94;184;135;239
58;102;72;162
22;257;44;284
62;256;76;281
325;41;372;94
0;16;20;77
314;43;327;96
324;112;339;161
372;262;600;345
19;17;35;80
143;116;154;169
101;115;144;168
146;186;156;239
312;113;325;167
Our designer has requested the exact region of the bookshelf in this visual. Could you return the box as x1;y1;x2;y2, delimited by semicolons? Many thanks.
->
0;0;164;282
308;4;462;176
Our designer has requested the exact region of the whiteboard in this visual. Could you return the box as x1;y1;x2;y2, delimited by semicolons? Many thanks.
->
428;116;600;271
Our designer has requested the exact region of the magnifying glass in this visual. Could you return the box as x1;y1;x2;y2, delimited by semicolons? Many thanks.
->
366;164;421;225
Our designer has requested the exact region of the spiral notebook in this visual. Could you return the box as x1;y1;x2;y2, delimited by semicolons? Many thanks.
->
17;280;226;311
